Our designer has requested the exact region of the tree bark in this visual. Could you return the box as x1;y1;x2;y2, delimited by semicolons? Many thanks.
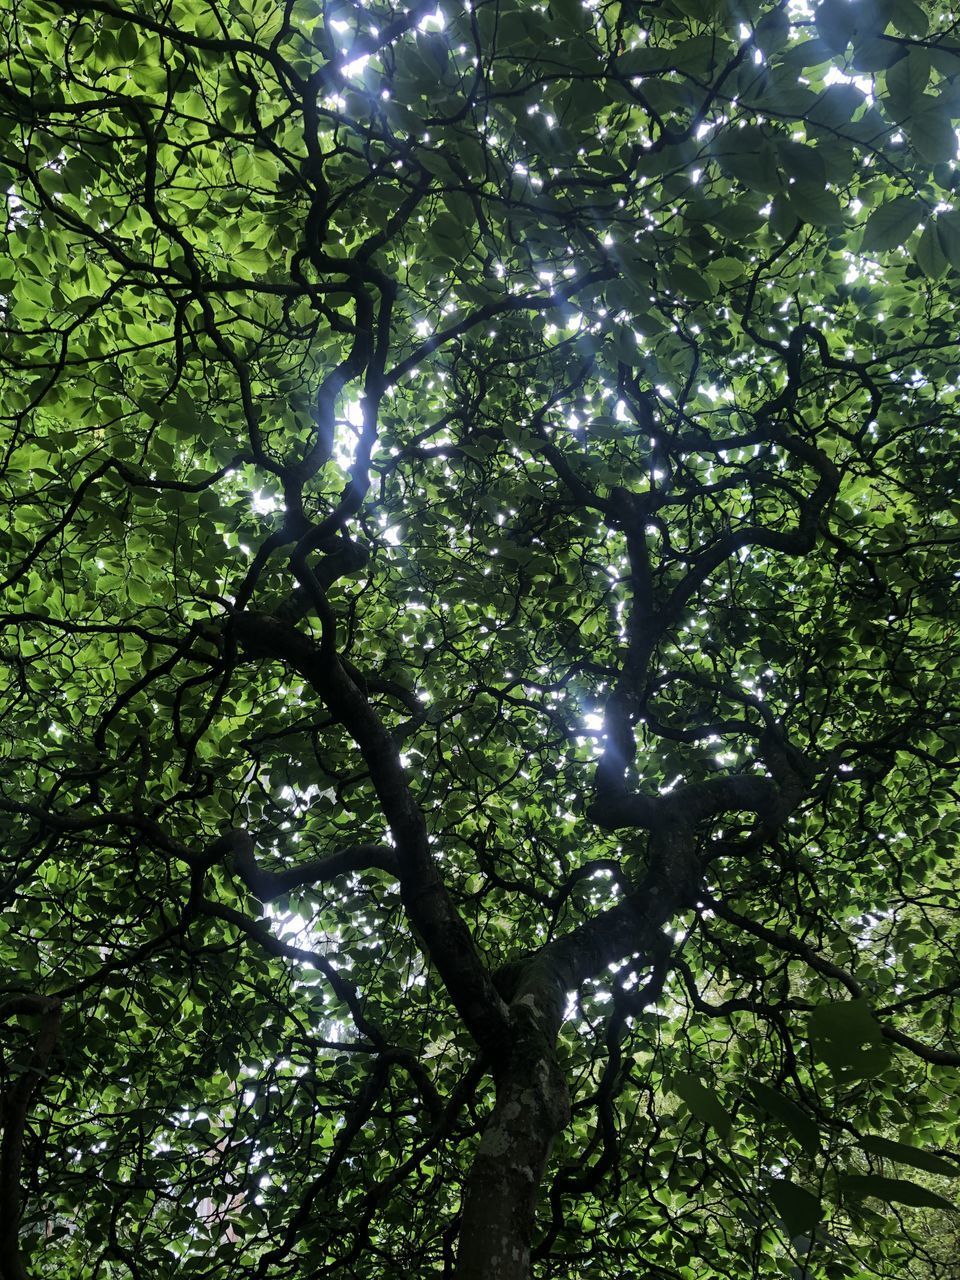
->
454;822;704;1279
455;1010;569;1280
0;997;61;1280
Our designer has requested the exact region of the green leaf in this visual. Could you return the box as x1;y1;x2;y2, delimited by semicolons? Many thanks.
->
809;999;891;1079
776;140;826;188
935;210;960;270
889;0;929;36
861;197;924;251
6;5;960;1275
612;324;639;365
713;137;781;195
885;49;931;112
909;108;958;165
416;31;449;78
664;264;716;301
768;1179;823;1238
841;1175;959;1212
769;195;800;239
750;1083;821;1155
853;37;905;72
707;201;765;239
755;9;791;56
815;0;858;53
673;1074;731;1139
859;1135;960;1178
549;0;588;31
808;83;866;130
915;220;947;277
709;257;746;281
786;184;844;228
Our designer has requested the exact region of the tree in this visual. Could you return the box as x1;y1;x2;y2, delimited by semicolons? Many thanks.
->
1;0;960;1276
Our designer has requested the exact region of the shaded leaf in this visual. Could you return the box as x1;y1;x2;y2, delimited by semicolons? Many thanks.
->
841;1175;958;1212
815;0;858;53
861;197;924;251
786;184;844;228
750;1083;821;1156
909;108;958;164
809;1000;891;1079
769;1179;823;1237
915;220;948;277
673;1075;731;1139
859;1135;960;1178
935;210;960;269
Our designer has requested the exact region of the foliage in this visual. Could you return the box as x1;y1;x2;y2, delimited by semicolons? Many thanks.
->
1;0;960;1277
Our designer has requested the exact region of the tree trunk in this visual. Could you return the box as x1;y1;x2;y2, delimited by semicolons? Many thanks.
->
455;975;570;1280
454;832;700;1279
455;1047;569;1280
0;998;61;1280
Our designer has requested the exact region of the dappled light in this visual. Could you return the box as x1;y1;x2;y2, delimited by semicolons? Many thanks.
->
1;1;959;1279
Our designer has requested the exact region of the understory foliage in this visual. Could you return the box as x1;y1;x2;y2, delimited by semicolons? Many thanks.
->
2;0;960;1276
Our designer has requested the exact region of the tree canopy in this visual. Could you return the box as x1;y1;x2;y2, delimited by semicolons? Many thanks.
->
2;0;960;1276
